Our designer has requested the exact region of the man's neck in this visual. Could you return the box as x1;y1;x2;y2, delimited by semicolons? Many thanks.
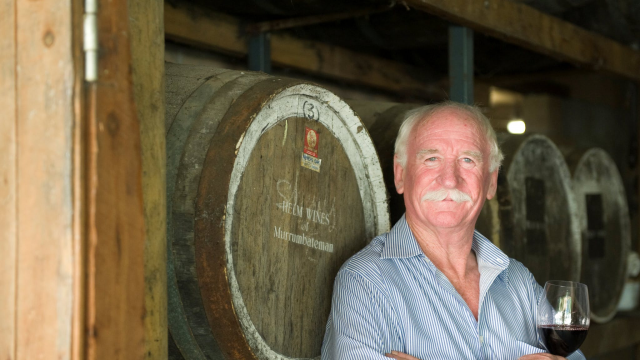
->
405;214;477;281
406;215;481;320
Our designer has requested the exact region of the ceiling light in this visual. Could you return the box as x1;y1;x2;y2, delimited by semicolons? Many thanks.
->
507;120;526;134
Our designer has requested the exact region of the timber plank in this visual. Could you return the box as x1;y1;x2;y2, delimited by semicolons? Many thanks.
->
71;0;85;356
15;0;75;359
86;0;147;359
128;0;168;359
403;0;640;81
163;2;438;97
0;0;16;359
163;4;245;56
270;34;430;95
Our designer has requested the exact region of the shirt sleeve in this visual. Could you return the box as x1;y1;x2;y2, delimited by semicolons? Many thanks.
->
321;269;396;360
567;350;586;360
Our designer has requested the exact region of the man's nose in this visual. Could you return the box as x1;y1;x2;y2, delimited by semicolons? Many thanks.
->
437;160;459;188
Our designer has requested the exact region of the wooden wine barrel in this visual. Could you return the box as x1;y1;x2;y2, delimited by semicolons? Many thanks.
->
346;100;417;226
565;148;630;323
346;100;501;244
165;63;390;360
498;134;582;284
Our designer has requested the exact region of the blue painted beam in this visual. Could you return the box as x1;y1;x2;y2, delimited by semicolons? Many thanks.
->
449;26;474;104
248;32;272;73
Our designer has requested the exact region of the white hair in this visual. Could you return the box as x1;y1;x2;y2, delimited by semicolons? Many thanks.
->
394;101;504;172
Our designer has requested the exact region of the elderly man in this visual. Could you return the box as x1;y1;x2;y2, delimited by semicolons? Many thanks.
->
321;102;585;360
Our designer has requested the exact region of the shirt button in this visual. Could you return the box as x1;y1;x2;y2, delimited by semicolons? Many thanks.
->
479;335;484;344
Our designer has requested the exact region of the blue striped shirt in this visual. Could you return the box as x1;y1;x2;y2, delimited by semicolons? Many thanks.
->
321;216;586;360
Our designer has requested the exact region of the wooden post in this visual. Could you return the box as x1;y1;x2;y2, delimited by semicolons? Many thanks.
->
85;0;150;358
128;0;167;359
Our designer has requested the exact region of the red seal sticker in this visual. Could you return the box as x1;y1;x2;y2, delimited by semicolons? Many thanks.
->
304;127;319;158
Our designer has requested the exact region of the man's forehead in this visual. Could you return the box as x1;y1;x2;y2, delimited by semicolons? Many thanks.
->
418;109;480;131
410;112;489;155
414;122;484;144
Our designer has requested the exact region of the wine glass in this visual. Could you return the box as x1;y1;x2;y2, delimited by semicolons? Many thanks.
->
536;281;590;357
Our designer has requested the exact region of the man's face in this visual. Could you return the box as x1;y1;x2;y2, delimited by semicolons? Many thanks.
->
393;109;498;231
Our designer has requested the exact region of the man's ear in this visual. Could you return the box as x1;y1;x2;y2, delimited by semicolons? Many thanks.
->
486;168;499;200
394;155;405;195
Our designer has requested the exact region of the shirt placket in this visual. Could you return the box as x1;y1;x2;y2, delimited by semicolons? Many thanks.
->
477;300;496;360
477;267;505;360
431;264;484;359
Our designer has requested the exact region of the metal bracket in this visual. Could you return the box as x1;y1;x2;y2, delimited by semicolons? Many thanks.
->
83;0;98;82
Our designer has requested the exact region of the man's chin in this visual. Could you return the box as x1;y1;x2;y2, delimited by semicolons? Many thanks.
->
425;218;466;229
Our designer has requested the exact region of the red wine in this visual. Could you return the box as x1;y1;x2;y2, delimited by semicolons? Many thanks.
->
538;325;589;356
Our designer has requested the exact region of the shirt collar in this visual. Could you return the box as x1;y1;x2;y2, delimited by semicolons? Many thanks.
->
472;230;510;274
380;215;510;273
380;214;424;259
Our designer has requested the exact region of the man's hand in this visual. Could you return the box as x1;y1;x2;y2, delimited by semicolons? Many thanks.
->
518;354;567;360
385;351;420;360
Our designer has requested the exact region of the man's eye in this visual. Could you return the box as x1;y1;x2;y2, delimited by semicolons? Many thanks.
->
462;158;473;163
426;157;438;162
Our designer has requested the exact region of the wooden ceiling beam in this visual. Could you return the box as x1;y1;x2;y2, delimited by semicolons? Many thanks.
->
403;0;640;82
164;3;441;98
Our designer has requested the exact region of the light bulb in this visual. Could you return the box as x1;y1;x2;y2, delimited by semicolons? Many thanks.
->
507;120;526;134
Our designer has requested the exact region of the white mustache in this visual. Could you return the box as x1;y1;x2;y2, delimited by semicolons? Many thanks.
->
421;189;472;203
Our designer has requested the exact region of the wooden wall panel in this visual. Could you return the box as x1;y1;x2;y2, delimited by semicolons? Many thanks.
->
0;0;17;358
128;0;167;359
15;0;75;359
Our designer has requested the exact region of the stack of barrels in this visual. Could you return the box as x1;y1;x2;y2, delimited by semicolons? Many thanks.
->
348;100;631;324
165;63;390;360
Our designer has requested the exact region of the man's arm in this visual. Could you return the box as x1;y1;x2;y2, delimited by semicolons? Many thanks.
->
321;269;397;359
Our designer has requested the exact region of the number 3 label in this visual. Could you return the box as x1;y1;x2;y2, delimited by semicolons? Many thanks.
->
302;101;320;121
